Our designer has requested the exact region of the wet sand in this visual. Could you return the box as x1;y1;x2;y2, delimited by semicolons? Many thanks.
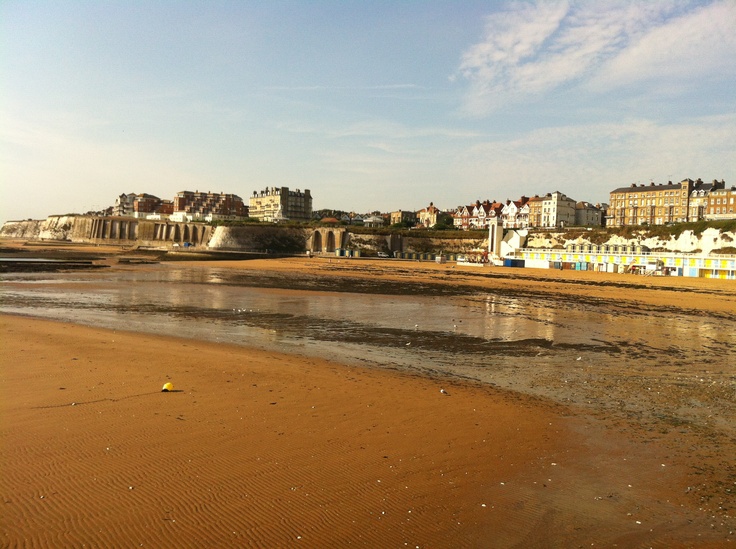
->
2;254;736;547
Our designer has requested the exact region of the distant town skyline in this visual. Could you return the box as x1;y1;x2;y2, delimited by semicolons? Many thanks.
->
2;1;735;224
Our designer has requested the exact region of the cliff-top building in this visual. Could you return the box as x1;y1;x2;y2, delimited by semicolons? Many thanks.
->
113;193;170;219
541;191;576;229
171;191;247;223
417;202;442;228
113;193;137;217
608;179;726;227
249;187;312;222
706;185;736;221
575;201;604;227
690;179;726;222
390;209;417;226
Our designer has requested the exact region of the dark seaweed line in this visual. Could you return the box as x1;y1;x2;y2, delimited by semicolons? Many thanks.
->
0;294;622;357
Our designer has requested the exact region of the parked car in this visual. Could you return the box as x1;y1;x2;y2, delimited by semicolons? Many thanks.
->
377;252;389;258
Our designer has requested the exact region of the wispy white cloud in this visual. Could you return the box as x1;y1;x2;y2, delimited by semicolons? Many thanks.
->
454;113;736;200
457;0;570;111
277;119;485;140
456;1;735;116
264;84;422;91
590;1;736;91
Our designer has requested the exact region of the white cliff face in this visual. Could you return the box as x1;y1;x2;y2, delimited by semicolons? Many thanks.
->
1;216;87;242
649;227;730;254
525;228;736;254
0;216;78;241
207;226;238;248
37;216;77;241
0;219;44;239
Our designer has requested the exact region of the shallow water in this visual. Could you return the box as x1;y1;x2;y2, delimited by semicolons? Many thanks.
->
2;264;733;383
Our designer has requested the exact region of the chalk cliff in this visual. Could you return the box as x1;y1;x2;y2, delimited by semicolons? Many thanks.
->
0;216;78;241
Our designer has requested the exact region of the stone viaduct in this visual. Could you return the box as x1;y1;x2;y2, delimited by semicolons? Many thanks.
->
78;217;212;247
306;227;348;254
75;216;346;254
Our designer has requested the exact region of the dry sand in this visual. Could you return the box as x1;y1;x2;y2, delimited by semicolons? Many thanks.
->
2;253;735;547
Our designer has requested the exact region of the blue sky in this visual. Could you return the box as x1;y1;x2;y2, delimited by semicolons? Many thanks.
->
2;0;734;223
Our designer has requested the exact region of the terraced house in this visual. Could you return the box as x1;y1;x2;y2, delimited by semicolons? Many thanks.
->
608;179;729;227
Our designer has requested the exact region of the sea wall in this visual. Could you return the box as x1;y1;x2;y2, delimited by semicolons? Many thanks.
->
3;216;735;256
345;232;488;255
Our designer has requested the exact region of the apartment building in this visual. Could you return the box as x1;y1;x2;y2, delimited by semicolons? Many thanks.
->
249;187;312;222
171;191;247;222
113;193;170;219
132;194;175;219
608;180;690;227
706;186;736;220
113;193;137;217
541;191;576;228
689;180;726;221
607;179;728;227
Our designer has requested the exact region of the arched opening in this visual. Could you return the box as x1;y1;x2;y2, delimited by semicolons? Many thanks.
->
312;231;323;253
173;225;181;242
183;225;190;243
326;231;336;252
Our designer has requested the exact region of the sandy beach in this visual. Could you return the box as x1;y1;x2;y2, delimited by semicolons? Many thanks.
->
2;252;735;547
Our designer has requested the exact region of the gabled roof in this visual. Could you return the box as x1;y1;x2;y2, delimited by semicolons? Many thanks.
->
489;202;504;215
576;201;599;210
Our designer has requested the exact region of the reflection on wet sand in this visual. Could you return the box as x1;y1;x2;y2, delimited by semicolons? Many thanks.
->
3;258;736;525
2;263;734;431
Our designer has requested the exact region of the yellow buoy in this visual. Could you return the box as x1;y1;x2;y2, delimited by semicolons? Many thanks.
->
161;382;174;392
